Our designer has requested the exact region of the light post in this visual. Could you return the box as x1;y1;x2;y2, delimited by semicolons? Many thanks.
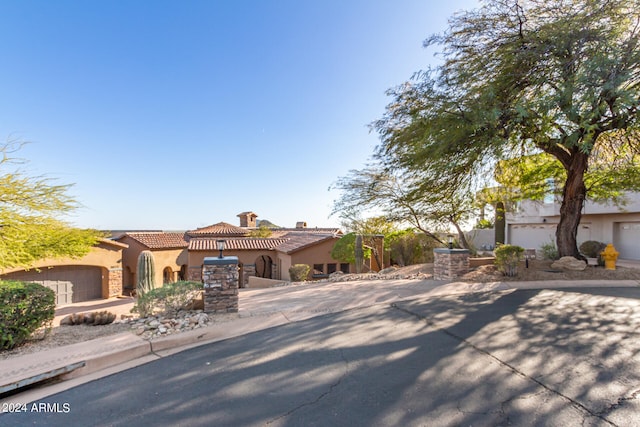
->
216;239;226;259
447;234;454;250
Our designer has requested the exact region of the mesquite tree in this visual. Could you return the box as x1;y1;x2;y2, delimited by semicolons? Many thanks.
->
374;0;640;258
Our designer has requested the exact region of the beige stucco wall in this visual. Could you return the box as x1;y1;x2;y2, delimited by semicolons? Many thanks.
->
288;237;342;280
118;235;187;289
0;239;127;298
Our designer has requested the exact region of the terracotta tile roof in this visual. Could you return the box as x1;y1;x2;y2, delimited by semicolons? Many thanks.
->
189;238;288;251
188;222;249;237
274;232;339;254
123;232;189;249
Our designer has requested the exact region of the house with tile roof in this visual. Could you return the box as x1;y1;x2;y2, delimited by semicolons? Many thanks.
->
0;239;128;305
114;212;350;291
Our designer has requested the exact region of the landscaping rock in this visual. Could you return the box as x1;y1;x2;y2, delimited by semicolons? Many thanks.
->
118;309;237;340
551;256;587;271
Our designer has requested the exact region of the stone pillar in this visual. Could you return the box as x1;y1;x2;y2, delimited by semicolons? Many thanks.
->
108;267;123;297
433;248;470;280
202;257;239;313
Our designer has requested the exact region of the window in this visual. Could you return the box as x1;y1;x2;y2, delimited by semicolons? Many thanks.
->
340;263;350;273
313;264;324;275
327;263;337;274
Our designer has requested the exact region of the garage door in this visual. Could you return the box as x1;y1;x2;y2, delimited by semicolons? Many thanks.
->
508;224;557;251
508;223;591;253
615;223;640;260
1;266;103;305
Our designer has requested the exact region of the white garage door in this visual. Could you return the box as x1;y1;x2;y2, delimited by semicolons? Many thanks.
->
615;223;640;260
508;224;557;251
2;266;103;305
508;223;592;253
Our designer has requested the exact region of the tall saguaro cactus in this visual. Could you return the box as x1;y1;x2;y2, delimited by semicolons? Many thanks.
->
136;250;156;296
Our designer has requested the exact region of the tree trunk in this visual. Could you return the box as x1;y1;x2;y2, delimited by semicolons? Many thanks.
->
452;220;470;250
556;153;588;259
494;201;505;245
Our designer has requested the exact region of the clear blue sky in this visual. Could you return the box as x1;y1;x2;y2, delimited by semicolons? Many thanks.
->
0;0;479;231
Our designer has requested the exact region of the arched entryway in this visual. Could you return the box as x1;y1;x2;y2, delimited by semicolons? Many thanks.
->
255;255;273;279
163;267;174;284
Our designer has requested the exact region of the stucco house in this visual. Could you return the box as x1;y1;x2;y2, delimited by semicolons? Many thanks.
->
506;192;640;260
0;239;128;305
114;212;348;292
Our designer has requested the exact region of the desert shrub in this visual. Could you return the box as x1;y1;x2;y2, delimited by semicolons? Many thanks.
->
0;280;55;350
289;264;310;282
540;240;559;260
60;311;116;326
579;240;607;258
386;230;437;266
494;244;524;277
131;281;202;317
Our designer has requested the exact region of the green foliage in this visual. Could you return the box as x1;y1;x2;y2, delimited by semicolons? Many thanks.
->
330;233;371;264
0;141;103;270
579;241;607;259
289;264;310;282
330;164;471;246
474;219;493;229
131;281;202;317
0;280;55;350
136;250;156;296
540;240;559;261
494;245;524;277
373;0;640;258
386;229;436;266
249;225;272;237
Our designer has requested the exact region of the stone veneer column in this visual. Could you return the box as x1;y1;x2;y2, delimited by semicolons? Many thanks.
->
202;256;239;313
108;267;123;297
433;248;470;280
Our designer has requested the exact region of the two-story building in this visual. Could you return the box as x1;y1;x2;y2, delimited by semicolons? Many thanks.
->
506;192;640;260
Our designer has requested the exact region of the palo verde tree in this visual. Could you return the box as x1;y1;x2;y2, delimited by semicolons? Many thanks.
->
0;140;102;270
331;163;477;248
374;0;640;258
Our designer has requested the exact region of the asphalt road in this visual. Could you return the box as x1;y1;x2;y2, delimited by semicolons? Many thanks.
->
3;287;640;426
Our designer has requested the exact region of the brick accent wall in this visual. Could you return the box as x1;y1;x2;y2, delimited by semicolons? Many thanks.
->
433;249;470;280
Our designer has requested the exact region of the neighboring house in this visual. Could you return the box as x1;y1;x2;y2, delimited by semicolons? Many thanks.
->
506;192;640;260
0;239;128;305
114;211;349;290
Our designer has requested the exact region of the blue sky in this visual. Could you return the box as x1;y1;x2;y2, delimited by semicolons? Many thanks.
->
0;0;479;231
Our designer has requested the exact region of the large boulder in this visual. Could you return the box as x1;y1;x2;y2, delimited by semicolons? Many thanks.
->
551;256;587;271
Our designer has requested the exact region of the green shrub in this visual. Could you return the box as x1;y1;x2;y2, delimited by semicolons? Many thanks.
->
131;281;202;317
494;244;524;277
540;240;559;260
579;240;607;258
289;264;310;282
0;281;55;350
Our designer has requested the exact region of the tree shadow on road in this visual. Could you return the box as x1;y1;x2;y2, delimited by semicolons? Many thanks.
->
8;288;640;426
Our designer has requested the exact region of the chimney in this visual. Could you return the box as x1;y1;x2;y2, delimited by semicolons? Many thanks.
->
237;212;258;228
295;221;307;229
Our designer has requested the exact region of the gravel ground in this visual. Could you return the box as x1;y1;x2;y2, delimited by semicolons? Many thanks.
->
3;260;639;360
